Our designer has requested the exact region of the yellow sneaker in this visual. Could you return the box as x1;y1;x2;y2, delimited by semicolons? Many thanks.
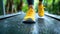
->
38;3;44;17
23;7;35;23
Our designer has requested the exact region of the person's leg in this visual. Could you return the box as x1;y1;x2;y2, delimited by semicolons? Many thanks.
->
38;0;44;17
23;0;35;23
27;0;34;6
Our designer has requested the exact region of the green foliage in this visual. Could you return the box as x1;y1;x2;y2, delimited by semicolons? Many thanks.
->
44;0;60;15
3;0;60;15
0;0;3;15
22;4;28;13
22;0;28;13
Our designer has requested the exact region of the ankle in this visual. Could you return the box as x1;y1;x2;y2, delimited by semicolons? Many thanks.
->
29;5;33;9
39;1;42;5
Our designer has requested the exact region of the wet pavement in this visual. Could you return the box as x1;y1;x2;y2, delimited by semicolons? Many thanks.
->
0;14;60;34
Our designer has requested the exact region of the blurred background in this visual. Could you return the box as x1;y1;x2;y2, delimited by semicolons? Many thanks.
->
0;0;60;16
